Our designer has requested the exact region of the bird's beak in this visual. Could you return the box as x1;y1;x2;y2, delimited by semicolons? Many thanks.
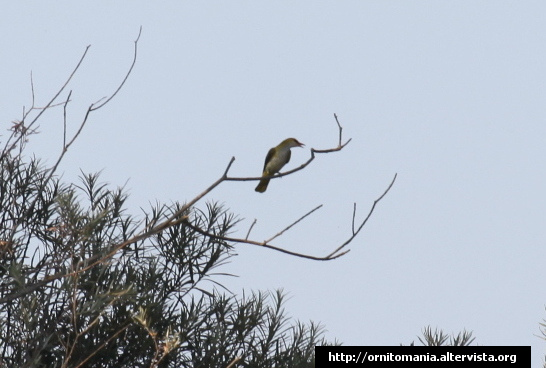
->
298;142;305;147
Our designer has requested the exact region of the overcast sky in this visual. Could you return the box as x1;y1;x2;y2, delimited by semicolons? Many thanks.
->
3;1;546;365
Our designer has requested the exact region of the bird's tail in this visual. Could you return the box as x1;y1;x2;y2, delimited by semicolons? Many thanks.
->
255;178;270;193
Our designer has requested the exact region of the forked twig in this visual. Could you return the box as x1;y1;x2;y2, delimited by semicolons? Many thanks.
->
91;26;142;111
326;173;397;259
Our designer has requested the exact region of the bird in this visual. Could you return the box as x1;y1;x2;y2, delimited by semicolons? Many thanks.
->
255;138;305;193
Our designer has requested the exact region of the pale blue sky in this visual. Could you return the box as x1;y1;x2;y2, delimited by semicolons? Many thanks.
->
3;2;546;365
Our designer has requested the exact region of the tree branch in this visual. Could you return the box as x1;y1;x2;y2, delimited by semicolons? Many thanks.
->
181;173;396;261
104;114;354;258
183;218;346;261
326;173;397;259
5;28;143;261
0;112;397;304
90;26;142;111
225;114;351;183
1;46;89;161
0;36;398;308
265;205;322;244
0;28;143;304
245;219;257;240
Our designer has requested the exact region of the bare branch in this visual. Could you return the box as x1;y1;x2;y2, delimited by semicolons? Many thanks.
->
105;115;354;262
182;218;348;261
0;29;144;304
222;156;236;177
245;219;257;240
226;114;350;183
351;203;357;235
30;70;35;108
326;173;398;259
27;46;91;134
0;46;398;307
312;112;352;153
225;152;315;182
181;172;396;262
7;115;390;302
63;90;72;149
334;113;343;145
90;26;142;111
3;45;92;256
1;46;89;161
62;27;142;154
265;204;322;243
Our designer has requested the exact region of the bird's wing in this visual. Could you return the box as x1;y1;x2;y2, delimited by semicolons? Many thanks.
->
262;147;276;172
286;149;291;164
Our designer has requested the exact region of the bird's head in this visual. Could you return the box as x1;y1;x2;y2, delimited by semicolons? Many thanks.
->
282;138;305;148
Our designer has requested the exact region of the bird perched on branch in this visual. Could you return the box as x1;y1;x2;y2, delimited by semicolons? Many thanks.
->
255;138;305;193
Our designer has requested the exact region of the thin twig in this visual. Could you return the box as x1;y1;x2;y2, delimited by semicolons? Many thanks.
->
226;116;350;183
30;71;35;108
183;219;348;261
181;173;394;261
4;45;91;255
326;173;397;258
245;219;257;240
225;152;315;182
91;26;142;111
63;91;72;149
1;47;89;161
0;29;144;304
265;204;322;243
334;113;343;146
0;112;396;302
27;46;91;134
113;115;351;262
351;203;357;235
